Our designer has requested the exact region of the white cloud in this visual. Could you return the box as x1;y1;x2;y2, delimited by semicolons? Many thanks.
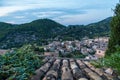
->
0;0;118;24
0;6;32;17
14;16;26;19
6;21;15;24
0;0;118;18
54;9;113;25
33;11;65;18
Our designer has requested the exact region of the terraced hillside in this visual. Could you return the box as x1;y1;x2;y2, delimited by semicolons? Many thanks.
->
31;58;119;80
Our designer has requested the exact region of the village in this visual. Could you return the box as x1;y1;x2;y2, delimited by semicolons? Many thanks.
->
0;37;109;60
44;37;109;60
0;37;119;80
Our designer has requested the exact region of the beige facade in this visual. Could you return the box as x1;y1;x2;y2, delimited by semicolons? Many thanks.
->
0;49;7;55
44;52;59;57
95;49;105;58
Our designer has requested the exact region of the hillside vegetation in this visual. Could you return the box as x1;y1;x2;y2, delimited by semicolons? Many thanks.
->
0;17;111;49
60;17;111;40
0;45;43;80
92;3;120;75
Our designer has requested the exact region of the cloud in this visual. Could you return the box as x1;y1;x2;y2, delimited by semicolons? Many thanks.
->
14;16;26;19
0;0;82;17
0;0;116;17
32;11;65;18
0;0;118;25
0;6;32;17
6;21;16;24
53;9;113;25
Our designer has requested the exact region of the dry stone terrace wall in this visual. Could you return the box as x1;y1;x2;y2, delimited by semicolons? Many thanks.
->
31;58;119;80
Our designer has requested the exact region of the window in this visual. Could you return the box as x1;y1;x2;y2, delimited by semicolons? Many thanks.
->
99;51;101;53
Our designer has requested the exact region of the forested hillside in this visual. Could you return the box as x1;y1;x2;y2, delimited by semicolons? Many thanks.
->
0;17;111;49
54;17;111;40
0;19;65;49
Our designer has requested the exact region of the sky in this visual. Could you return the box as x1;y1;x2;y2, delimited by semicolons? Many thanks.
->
0;0;119;25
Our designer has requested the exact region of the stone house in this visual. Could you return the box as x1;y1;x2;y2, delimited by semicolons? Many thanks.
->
44;52;59;57
95;48;106;58
0;49;8;55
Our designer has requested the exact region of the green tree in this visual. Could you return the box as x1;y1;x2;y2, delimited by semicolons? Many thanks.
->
107;3;120;54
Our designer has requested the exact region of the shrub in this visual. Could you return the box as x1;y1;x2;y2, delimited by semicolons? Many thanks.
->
0;45;43;80
91;46;120;75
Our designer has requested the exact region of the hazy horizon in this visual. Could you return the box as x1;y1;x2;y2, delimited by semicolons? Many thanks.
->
0;0;118;25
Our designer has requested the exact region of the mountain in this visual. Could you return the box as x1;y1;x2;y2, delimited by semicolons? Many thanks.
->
0;17;112;49
0;19;65;49
0;22;15;41
60;17;112;40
